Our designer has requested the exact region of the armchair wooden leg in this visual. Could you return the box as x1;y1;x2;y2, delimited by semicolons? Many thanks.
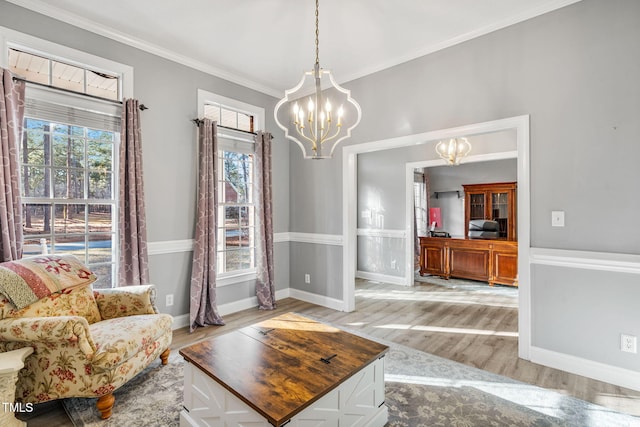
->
160;348;170;365
97;393;115;419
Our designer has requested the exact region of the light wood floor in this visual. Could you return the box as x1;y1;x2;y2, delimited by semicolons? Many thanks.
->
21;279;640;425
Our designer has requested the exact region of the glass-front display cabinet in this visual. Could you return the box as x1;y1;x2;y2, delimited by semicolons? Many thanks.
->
462;182;517;240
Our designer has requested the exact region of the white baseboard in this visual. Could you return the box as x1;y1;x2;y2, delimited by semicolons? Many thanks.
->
356;270;409;286
170;288;292;330
171;313;189;330
530;346;640;392
288;288;345;311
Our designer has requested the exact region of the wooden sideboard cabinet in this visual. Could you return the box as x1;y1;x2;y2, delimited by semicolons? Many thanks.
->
463;182;517;241
419;236;518;287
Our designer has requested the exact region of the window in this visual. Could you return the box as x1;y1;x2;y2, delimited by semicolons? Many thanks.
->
198;90;265;284
21;118;117;288
9;48;120;100
3;28;133;288
203;103;254;133
218;151;255;274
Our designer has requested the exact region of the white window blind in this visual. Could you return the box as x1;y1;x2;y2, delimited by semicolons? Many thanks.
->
24;86;121;132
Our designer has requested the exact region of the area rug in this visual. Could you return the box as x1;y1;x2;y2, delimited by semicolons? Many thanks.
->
63;334;640;427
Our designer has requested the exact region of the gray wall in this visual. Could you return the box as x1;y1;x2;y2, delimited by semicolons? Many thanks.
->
289;0;640;374
0;1;290;318
4;0;640;377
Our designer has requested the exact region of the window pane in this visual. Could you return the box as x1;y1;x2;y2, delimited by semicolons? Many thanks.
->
88;234;114;264
53;235;86;260
53;168;84;198
225;249;252;272
22;238;49;257
203;104;221;123
22;166;48;197
239;206;251;227
238;227;251;247
88;205;112;233
52;136;85;169
9;49;49;85
54;204;86;234
23;204;52;236
86;70;118;101
51;61;84;93
220;108;237;128
91;264;113;289
237;113;252;132
89;171;112;199
88;140;113;170
87;129;114;142
225;206;239;227
225;228;241;249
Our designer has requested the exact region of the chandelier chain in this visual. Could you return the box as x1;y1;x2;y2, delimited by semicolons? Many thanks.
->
315;0;320;66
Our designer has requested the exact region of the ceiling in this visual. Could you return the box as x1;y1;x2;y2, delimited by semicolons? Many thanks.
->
7;0;581;97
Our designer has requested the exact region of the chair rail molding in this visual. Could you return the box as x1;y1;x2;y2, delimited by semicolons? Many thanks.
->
530;247;640;274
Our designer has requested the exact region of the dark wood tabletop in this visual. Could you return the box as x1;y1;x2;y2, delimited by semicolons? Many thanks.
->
179;312;389;426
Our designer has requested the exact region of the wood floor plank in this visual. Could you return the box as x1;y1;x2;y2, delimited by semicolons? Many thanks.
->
21;278;640;425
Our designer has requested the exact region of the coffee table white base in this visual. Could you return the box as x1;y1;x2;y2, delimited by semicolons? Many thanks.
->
181;356;387;427
0;347;33;427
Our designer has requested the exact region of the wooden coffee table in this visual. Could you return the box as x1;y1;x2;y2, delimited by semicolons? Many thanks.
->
179;312;389;427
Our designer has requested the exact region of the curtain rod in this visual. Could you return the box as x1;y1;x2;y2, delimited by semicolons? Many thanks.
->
192;118;257;135
11;76;148;110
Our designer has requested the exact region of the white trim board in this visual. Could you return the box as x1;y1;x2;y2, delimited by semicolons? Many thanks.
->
343;115;532;359
530;346;640;392
148;232;336;257
171;288;292;330
356;270;406;287
357;228;406;239
530;247;640;274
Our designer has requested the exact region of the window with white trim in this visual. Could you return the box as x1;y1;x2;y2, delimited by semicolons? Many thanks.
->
198;90;265;284
3;29;133;288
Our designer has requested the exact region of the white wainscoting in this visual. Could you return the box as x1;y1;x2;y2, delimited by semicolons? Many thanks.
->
356;228;408;286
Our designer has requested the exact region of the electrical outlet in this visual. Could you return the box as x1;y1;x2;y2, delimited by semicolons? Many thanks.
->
304;274;311;284
621;334;637;354
166;294;174;307
391;260;397;269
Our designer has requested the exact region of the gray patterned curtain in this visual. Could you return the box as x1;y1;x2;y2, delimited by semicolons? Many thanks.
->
0;69;25;262
254;131;276;310
119;99;150;285
190;119;224;332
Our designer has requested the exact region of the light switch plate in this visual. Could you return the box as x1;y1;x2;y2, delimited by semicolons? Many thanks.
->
551;211;565;227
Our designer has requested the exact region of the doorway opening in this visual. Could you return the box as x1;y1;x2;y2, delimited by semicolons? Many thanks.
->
342;115;531;360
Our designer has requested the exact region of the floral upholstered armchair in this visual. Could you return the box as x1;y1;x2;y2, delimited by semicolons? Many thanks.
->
0;254;173;419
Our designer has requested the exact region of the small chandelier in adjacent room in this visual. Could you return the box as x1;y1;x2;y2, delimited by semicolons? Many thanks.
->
274;0;362;159
435;137;472;166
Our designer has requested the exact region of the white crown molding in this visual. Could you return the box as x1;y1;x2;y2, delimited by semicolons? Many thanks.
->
5;0;282;98
530;247;640;275
5;0;583;97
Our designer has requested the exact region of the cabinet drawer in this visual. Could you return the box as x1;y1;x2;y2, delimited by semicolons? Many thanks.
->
449;248;489;281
